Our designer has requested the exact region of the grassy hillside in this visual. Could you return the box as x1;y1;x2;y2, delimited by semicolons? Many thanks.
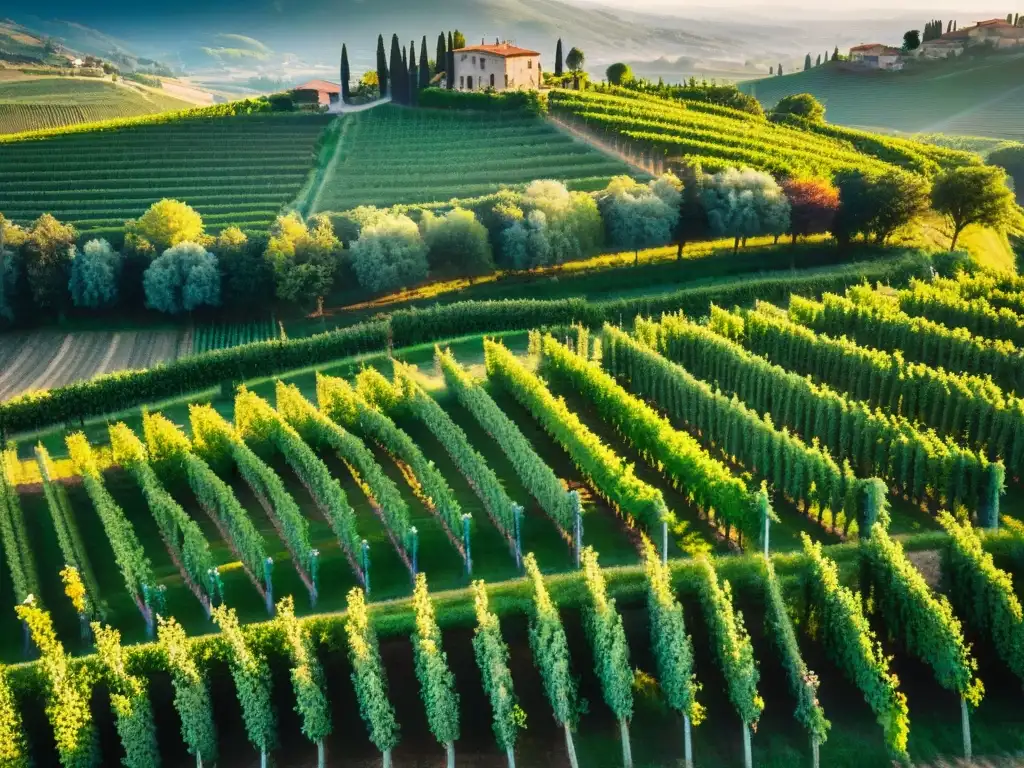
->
309;106;636;213
0;111;330;235
0;75;195;134
740;54;1024;140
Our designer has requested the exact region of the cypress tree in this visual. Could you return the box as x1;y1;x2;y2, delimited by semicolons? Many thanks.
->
340;44;351;104
833;46;839;60
555;38;564;76
447;31;455;88
402;44;408;70
804;53;812;70
778;63;784;76
389;34;405;104
420;37;431;90
816;54;822;66
376;34;389;97
409;40;418;105
436;33;446;78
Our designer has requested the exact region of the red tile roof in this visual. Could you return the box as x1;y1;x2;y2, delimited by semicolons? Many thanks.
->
454;43;540;58
295;79;341;93
975;18;1012;27
850;43;902;54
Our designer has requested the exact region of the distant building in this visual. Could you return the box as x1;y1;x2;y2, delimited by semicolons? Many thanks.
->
917;37;966;58
70;57;83;67
293;79;340;107
452;41;541;92
966;18;1024;48
848;44;905;70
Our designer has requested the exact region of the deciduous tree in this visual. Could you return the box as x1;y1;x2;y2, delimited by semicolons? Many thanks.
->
903;30;921;51
130;199;204;252
833;169;930;244
606;62;633;84
566;46;585;73
597;174;681;262
701;168;791;250
782;178;839;242
931;165;1016;251
23;213;76;311
265;213;341;311
422;208;494;279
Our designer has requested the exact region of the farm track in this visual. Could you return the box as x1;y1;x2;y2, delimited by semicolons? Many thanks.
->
0;329;185;401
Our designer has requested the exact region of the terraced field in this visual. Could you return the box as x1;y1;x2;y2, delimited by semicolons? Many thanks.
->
0;329;189;400
310;105;637;213
0;77;194;134
741;54;1024;140
0;112;331;235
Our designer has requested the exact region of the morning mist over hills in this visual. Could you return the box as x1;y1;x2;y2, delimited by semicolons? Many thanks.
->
5;0;1008;82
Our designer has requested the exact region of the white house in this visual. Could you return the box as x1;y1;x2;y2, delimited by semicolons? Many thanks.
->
848;44;904;70
452;41;541;92
966;18;1024;48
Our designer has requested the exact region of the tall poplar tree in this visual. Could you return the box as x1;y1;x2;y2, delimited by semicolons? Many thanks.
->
555;38;564;76
376;35;388;97
420;37;431;89
340;44;351;103
390;34;405;104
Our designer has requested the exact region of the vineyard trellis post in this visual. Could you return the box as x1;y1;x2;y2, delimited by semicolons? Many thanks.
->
961;697;972;760
362;539;371;595
411;527;419;579
310;548;320;608
571;491;583;568
512;504;523;570
264;558;274;616
684;714;693;768
462;514;473;576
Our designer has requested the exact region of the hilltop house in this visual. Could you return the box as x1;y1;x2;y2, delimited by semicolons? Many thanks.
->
849;44;905;70
452;41;541;92
294;79;341;107
967;18;1024;48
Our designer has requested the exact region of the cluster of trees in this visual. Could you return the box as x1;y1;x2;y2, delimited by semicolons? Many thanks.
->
357;30;464;105
803;50;836;70
612;77;764;115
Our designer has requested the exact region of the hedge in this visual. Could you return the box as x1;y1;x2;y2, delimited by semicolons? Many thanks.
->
0;251;934;438
417;88;546;115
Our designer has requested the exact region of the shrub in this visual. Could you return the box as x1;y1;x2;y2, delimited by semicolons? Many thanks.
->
143;242;221;314
773;93;826;123
417;88;546;114
351;213;429;293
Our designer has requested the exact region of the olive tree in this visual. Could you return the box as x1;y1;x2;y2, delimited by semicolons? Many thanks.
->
143;242;221;314
69;239;123;309
598;174;682;263
701;168;791;250
351;213;429;293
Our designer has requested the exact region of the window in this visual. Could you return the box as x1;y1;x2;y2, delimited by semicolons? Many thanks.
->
461;54;467;61
490;73;495;87
527;59;533;68
471;56;476;66
480;57;486;70
460;75;465;88
467;75;473;89
505;74;509;87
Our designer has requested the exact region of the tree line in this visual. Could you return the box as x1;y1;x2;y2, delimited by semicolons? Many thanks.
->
0;151;1012;327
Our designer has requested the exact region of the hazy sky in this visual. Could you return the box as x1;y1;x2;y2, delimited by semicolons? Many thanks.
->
570;0;1006;15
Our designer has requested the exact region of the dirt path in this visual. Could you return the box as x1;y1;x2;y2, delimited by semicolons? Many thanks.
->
547;114;661;176
306;115;353;216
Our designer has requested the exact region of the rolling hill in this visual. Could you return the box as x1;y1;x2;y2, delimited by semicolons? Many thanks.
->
0;76;196;134
740;54;1024;141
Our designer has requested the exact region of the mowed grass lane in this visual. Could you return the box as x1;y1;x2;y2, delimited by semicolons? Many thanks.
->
0;77;194;134
741;54;1024;139
0;113;331;235
312;105;636;212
